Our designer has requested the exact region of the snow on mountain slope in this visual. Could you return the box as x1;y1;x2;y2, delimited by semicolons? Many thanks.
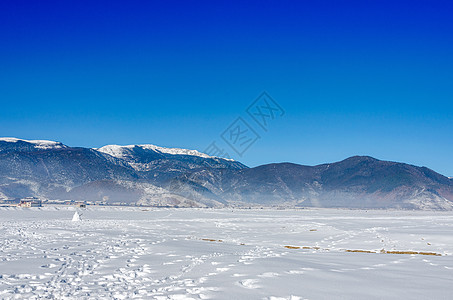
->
95;144;246;176
97;144;232;161
0;138;246;206
2;138;450;209
0;137;67;150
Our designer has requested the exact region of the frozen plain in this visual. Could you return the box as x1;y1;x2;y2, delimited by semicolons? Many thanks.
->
0;207;452;300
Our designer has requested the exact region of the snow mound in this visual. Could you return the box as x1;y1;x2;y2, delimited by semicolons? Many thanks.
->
72;211;81;222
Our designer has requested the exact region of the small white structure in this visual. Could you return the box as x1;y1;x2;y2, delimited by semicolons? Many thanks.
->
72;211;81;222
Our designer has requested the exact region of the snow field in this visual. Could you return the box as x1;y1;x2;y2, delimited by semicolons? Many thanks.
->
0;207;452;299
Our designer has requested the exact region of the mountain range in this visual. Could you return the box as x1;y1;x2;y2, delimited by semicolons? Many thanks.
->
1;137;452;210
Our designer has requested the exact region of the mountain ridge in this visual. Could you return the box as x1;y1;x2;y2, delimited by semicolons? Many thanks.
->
0;138;452;210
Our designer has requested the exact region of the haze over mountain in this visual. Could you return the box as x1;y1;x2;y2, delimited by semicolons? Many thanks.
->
1;138;452;210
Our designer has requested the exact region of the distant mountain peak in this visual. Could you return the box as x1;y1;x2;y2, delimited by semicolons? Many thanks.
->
342;155;379;162
0;137;67;150
96;144;234;161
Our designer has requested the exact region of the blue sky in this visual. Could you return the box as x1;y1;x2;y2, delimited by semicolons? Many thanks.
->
1;0;452;175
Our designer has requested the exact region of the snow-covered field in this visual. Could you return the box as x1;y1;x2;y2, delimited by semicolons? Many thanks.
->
1;207;452;299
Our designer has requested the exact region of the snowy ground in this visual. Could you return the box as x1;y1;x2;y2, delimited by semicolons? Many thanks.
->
0;207;452;299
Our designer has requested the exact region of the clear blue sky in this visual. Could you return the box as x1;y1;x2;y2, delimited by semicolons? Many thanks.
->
1;0;452;176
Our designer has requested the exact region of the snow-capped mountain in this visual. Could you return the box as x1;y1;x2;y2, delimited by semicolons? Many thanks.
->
96;144;244;174
97;144;229;161
0;138;245;207
0;138;67;152
1;138;452;209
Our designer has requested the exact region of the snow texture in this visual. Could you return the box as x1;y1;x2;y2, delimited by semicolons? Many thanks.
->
0;138;66;150
97;144;234;161
0;207;452;299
